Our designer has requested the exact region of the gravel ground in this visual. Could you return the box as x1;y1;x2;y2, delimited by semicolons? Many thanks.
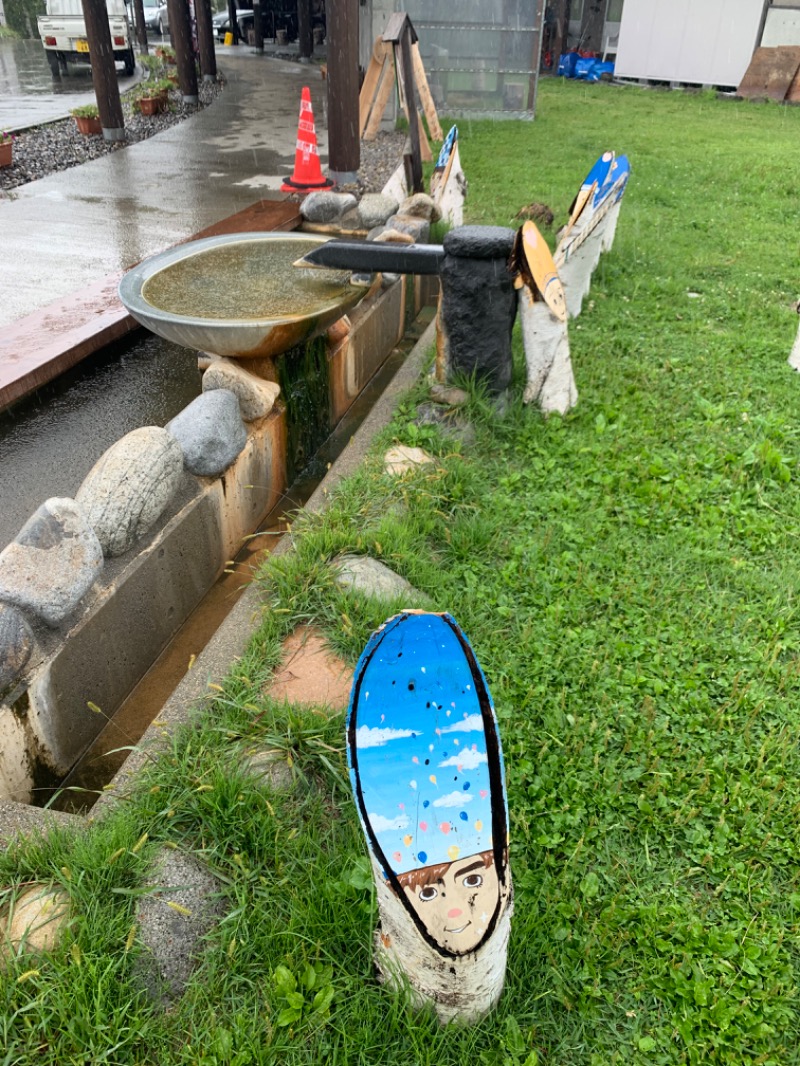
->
0;75;405;197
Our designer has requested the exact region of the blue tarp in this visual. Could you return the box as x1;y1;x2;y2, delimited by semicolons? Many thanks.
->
558;53;615;82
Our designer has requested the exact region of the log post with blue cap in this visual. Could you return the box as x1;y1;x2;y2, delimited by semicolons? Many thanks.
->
347;611;513;1024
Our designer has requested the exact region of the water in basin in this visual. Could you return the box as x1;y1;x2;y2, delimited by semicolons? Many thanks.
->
142;239;353;321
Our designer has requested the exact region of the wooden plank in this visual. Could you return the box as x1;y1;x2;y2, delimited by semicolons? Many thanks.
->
411;41;443;142
738;46;800;101
417;111;432;163
359;38;390;137
382;10;417;45
364;50;396;141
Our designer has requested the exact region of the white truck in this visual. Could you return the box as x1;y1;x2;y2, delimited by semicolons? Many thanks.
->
37;0;136;78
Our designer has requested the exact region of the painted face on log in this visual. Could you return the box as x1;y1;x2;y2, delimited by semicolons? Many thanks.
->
398;850;499;954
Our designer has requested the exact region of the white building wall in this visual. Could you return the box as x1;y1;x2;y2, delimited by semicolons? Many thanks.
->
614;0;764;87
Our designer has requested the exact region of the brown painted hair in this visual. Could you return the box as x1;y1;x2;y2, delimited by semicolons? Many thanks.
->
396;850;494;892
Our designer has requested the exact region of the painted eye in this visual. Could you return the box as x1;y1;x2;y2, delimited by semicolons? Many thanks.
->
462;873;483;889
418;885;438;902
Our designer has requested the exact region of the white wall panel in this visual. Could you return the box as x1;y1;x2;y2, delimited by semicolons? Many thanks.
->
615;0;764;86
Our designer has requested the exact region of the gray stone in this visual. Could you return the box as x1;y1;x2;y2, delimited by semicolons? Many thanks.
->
430;384;470;406
300;191;357;223
333;554;428;605
415;403;477;448
372;228;414;245
443;225;516;260
0;499;103;627
358;193;400;229
440;249;518;394
384;214;430;242
243;749;295;791
75;427;184;558
399;192;441;223
0;604;34;696
202;360;281;422
136;848;225;1005
166;390;247;477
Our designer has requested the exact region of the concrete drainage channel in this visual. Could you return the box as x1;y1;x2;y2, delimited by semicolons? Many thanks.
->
0;272;437;842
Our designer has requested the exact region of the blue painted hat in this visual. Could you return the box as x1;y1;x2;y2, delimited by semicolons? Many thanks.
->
347;612;508;877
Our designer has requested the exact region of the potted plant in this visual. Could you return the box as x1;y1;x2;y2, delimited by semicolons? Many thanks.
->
0;131;14;168
133;80;171;116
70;103;102;136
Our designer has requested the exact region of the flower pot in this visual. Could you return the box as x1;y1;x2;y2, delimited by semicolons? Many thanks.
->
74;114;102;136
0;140;12;168
138;96;163;116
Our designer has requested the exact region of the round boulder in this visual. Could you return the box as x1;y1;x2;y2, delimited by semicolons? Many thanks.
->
0;499;103;627
0;604;34;696
202;360;280;422
399;192;442;223
358;193;400;230
76;427;184;558
301;191;357;224
1;885;70;957
166;390;247;477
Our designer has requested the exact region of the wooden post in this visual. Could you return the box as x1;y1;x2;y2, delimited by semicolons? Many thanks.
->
527;0;546;112
297;0;313;60
132;0;148;54
347;612;513;1025
80;0;125;142
383;14;422;193
252;0;264;51
226;0;239;43
195;0;216;79
168;0;198;103
327;0;360;182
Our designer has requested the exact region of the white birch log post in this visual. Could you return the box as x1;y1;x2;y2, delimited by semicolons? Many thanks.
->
347;611;513;1026
788;315;800;371
518;287;578;415
557;215;609;319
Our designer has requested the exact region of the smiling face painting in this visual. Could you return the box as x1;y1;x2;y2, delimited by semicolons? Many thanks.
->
347;611;510;958
397;850;499;954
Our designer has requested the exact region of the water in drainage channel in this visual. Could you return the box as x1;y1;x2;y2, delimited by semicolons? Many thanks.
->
40;310;435;815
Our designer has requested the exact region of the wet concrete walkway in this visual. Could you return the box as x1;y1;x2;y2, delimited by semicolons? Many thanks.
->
0;48;330;330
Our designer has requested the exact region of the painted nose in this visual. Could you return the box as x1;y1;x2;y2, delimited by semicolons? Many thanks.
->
447;907;463;919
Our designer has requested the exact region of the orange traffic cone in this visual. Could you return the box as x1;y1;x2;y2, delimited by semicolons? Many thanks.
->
281;87;333;193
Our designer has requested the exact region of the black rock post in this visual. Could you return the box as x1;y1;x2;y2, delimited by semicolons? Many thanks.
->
438;227;518;395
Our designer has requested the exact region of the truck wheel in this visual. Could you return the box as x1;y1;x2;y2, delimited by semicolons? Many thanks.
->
46;51;61;77
122;48;135;75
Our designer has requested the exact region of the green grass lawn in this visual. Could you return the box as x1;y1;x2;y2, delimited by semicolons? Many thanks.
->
3;78;800;1065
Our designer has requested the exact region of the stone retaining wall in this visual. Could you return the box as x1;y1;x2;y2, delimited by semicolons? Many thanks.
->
0;274;435;804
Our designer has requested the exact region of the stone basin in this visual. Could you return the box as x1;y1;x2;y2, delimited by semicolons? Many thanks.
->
118;232;367;359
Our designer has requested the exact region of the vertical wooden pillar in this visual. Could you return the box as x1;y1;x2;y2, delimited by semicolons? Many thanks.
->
132;0;148;54
80;0;125;141
226;0;239;43
297;0;313;60
195;0;216;78
168;0;198;102
327;0;360;182
398;25;422;192
252;0;264;51
527;0;545;113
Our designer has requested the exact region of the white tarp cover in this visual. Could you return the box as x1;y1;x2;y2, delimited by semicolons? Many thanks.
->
614;0;763;87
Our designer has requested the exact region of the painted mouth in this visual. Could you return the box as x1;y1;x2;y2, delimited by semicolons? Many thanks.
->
444;921;472;935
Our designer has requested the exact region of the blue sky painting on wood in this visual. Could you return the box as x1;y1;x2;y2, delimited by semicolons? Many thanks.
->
347;611;509;956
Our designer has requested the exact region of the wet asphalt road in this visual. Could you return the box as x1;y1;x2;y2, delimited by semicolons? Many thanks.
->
0;37;140;131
